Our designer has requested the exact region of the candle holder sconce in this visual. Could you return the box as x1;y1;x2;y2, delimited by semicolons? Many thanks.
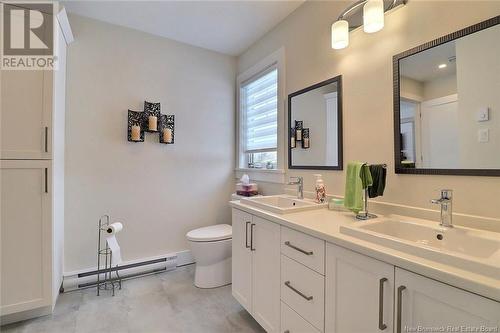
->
144;101;161;133
295;120;303;141
127;110;145;142
159;114;175;144
290;128;297;149
302;128;310;149
291;120;311;149
127;101;175;144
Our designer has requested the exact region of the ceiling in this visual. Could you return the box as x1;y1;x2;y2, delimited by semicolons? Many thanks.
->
400;41;457;83
63;1;304;56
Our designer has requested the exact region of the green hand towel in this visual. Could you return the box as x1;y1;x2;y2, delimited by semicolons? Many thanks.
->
344;162;372;214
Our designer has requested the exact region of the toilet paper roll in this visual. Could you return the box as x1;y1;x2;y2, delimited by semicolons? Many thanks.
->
106;235;122;266
106;222;123;235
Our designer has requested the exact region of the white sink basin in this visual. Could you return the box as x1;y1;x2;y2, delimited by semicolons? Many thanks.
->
340;217;500;279
240;195;326;214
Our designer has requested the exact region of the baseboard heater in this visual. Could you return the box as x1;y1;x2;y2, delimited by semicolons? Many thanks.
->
63;255;178;292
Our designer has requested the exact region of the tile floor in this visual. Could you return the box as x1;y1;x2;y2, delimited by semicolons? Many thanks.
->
2;265;264;333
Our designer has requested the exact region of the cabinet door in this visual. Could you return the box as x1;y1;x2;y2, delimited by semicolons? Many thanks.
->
231;209;253;313
395;268;500;333
0;8;52;159
252;216;281;333
0;160;52;315
326;243;394;333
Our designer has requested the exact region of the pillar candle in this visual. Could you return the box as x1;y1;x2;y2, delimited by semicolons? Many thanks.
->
296;128;302;141
163;128;172;143
148;115;158;131
303;137;310;148
131;124;141;141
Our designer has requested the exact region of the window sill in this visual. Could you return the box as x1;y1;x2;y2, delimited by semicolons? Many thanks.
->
235;168;286;184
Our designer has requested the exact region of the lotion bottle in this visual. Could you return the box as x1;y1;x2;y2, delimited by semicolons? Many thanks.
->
314;174;326;203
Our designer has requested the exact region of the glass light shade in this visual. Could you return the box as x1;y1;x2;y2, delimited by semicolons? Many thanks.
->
363;0;384;33
331;20;349;49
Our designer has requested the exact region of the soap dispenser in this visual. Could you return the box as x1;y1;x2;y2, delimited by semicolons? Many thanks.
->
314;174;326;203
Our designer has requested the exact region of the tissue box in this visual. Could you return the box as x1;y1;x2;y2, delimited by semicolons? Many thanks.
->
236;182;258;196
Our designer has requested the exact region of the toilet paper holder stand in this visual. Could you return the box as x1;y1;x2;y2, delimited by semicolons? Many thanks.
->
97;215;123;296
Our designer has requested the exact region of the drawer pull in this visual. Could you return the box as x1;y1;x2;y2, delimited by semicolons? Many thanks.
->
378;277;388;330
250;223;256;251
396;285;406;333
284;241;313;255
284;281;313;301
44;167;48;193
245;222;251;248
44;126;48;152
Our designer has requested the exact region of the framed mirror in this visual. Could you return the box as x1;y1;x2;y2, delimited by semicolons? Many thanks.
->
393;16;500;176
288;76;343;170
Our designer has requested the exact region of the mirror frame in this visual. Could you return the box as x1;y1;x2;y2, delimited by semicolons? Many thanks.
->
288;75;343;170
393;15;500;177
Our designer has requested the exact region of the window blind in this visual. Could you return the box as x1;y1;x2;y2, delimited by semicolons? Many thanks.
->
242;67;278;153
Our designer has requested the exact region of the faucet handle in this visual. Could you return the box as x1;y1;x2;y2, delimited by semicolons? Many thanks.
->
440;189;453;199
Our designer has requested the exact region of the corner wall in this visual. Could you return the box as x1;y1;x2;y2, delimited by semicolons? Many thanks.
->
65;15;236;272
238;1;500;220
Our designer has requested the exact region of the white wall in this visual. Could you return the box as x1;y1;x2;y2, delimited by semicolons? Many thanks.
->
238;1;500;219
456;24;500;169
65;15;236;272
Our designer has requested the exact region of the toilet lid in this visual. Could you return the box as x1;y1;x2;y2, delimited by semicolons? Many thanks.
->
186;224;232;242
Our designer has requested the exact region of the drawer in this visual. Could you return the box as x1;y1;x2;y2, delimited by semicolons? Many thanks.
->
281;255;324;331
281;226;325;275
281;301;321;333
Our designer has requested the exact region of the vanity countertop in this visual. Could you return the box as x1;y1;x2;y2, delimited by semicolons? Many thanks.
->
230;200;500;303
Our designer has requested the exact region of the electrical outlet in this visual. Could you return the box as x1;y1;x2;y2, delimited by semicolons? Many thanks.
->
478;128;489;143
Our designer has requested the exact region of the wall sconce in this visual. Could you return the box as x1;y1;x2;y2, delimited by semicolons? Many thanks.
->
291;121;311;149
331;0;407;49
127;101;175;144
302;128;310;149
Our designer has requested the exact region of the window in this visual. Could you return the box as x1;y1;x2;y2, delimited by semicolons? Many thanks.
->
240;66;278;169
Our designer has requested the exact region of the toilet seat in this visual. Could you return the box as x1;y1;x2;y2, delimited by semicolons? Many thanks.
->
187;224;232;242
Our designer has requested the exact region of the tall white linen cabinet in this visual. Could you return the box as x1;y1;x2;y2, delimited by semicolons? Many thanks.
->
0;4;73;324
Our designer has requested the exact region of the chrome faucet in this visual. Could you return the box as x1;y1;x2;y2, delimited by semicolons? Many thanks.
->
431;189;453;228
288;176;304;199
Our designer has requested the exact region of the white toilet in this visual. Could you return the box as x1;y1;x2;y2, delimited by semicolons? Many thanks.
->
186;224;232;288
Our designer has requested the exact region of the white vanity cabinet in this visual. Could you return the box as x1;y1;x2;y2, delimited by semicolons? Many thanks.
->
395;268;500;332
325;243;394;333
232;209;281;333
232;209;253;311
325;243;500;333
232;206;500;333
280;226;326;332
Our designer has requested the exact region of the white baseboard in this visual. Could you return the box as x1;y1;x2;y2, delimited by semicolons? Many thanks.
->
0;305;52;326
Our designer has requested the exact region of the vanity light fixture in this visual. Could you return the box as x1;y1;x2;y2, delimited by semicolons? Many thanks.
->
363;0;384;33
438;63;447;69
331;20;349;49
331;0;407;49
